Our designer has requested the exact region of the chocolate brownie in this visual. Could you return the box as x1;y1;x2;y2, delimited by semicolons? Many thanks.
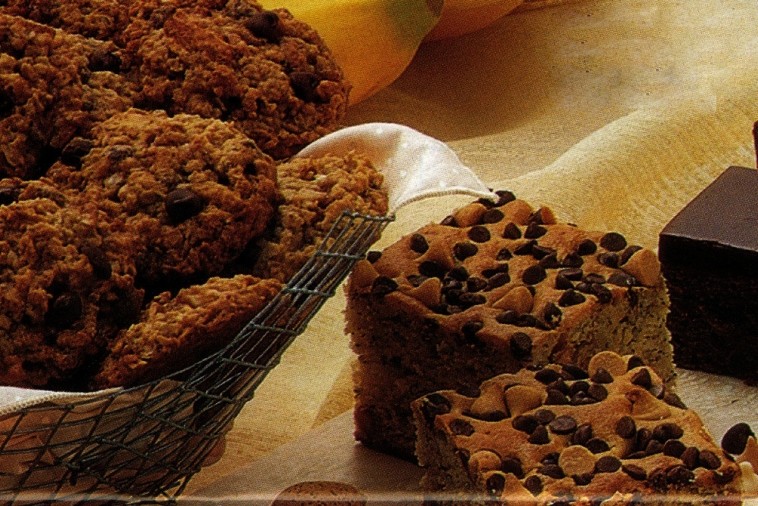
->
93;274;282;389
0;196;143;389
0;13;134;179
47;109;278;287
659;166;758;381
412;352;741;505
346;192;673;460
250;152;389;283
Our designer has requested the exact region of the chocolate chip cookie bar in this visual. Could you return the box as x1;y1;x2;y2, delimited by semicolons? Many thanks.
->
412;352;741;505
659;165;758;381
93;274;282;389
346;192;673;460
250;152;388;283
47;109;278;288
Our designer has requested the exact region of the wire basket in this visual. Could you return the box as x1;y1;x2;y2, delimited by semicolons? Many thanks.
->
0;211;393;505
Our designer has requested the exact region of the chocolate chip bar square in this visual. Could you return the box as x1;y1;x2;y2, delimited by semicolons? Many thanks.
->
411;352;741;505
659;166;758;381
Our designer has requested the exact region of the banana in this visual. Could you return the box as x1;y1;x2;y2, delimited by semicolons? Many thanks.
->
424;0;524;41
260;0;443;105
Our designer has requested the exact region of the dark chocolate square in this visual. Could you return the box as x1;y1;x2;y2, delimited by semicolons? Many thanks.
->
659;166;758;380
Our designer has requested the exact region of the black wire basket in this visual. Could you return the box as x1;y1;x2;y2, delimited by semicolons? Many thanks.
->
0;211;393;505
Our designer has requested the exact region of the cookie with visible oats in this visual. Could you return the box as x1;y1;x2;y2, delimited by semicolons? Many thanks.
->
93;274;282;388
412;352;741;505
345;192;672;460
47;109;278;287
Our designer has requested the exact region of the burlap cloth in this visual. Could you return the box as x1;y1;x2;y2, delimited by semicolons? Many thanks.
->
183;0;758;498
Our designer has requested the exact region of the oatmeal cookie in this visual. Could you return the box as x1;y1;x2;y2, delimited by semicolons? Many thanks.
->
0;196;143;389
47;109;278;287
93;274;283;388
0;13;134;179
249;152;388;283
120;1;349;159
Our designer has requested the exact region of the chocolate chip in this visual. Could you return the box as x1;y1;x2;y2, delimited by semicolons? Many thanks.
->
586;438;611;454
419;261;445;278
561;364;590;380
165;188;206;222
572;423;593;446
620;245;643;264
626;355;646;370
597;252;620;268
501;457;525;478
245;10;282;41
699;450;721;470
88;47;121;72
522;265;547;285
539;464;565;479
608;272;637;287
60;137;94;167
509;332;533;359
495;310;518;325
615;416;637;439
290;71;322;102
535;368;561;384
653;422;684;442
482;208;505;224
514;240;536;255
576;239;597;255
461;319;484;339
559;254;584;271
591;368;614;384
549;415;577;435
594;455;621;473
46;293;83;328
441;215;458;227
587;383;608;401
453;241;478;260
635;428;653;451
420;392;452;422
665;465;694;485
681;446;700;469
524;222;547;239
468;225;491;243
622;464;647;481
502;222;522;239
485;473;505;495
524;475;543;496
589;283;613;303
494;190;516;206
495;247;513;261
527;425;550;445
449;418;475;436
409;233;429;253
487;272;511;290
600;232;627;251
370;276;398;296
534;409;556;425
81;245;112;279
545;388;569;405
663;391;687;409
555;273;574;290
630;368;653;388
645;439;663;455
558;289;585;307
366;250;382;263
721;423;755;455
572;473;594;486
513;414;540;434
540;453;559;465
543;302;562;328
466;276;487;292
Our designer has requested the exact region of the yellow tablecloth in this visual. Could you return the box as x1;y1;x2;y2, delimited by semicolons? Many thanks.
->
185;0;758;496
